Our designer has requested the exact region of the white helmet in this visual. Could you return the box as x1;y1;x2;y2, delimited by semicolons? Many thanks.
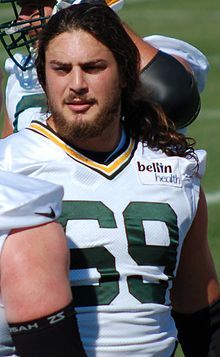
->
53;0;124;14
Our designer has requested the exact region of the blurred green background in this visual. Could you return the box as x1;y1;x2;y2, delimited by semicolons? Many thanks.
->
0;1;220;355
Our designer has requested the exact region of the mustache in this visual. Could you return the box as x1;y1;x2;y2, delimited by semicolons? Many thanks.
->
64;95;96;104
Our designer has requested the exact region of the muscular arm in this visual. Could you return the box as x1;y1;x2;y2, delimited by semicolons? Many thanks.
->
170;188;220;356
123;23;158;69
1;222;86;356
1;222;72;322
171;188;220;311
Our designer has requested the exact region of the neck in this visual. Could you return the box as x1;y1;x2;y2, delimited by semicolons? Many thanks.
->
72;127;122;153
47;116;122;153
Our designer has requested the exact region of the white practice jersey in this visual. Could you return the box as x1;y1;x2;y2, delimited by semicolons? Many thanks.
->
5;54;47;132
0;122;206;356
0;171;63;357
4;36;209;132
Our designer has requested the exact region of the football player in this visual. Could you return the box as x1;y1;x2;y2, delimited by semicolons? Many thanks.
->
0;4;219;356
0;0;208;136
0;171;86;356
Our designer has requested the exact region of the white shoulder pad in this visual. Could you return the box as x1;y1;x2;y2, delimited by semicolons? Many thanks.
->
195;149;207;178
5;55;45;130
0;171;64;231
143;35;210;93
182;149;207;179
4;55;23;75
5;55;41;92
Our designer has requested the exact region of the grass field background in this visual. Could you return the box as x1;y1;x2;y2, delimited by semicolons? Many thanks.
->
0;1;219;356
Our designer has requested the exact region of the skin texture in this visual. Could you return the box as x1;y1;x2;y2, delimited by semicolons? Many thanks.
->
171;188;220;313
1;222;72;322
17;5;54;40
46;29;125;152
1;110;13;138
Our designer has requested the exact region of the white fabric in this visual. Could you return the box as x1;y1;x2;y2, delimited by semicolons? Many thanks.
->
0;123;206;356
0;171;63;229
5;54;47;132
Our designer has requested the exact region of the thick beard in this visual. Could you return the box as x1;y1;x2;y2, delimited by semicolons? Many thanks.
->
48;96;121;147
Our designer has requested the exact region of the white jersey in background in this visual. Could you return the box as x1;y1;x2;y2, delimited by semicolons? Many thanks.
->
4;36;209;132
0;122;206;356
0;171;63;357
5;54;47;132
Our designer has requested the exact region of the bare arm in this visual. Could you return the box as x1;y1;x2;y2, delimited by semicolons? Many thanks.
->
170;188;220;356
1;222;72;322
1;221;86;356
171;188;220;312
123;23;192;73
123;23;158;70
1;110;13;138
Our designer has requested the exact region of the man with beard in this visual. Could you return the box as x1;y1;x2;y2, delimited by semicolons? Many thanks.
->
0;3;220;357
0;0;206;136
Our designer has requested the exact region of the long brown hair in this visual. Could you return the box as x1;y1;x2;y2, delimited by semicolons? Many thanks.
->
36;3;196;159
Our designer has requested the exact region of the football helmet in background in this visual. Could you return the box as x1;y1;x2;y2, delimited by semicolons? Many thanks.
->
0;0;49;71
0;0;124;71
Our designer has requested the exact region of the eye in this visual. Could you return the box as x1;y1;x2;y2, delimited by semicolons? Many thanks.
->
50;62;71;74
56;68;68;74
82;62;107;73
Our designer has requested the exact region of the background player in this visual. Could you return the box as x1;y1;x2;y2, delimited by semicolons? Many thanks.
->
0;0;207;136
0;4;219;356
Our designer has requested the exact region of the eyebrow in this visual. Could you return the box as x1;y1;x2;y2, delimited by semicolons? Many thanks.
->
49;60;71;66
49;59;107;66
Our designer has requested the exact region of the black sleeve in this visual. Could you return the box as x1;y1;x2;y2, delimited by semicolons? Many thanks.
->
9;301;86;357
172;299;220;357
139;51;201;129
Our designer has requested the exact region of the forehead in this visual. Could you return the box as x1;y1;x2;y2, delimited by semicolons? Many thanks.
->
46;29;115;63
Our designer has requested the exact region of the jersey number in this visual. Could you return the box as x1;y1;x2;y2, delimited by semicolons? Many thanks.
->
58;201;179;307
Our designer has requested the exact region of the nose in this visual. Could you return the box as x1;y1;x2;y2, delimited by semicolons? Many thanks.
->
69;67;88;95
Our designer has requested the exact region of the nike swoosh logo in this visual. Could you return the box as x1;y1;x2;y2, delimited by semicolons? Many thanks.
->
35;207;56;219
